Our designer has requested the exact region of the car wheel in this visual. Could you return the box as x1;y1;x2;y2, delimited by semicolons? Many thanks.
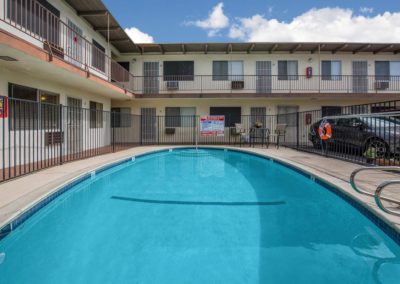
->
365;138;389;159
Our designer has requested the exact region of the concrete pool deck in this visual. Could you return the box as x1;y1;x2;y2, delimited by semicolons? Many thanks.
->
0;145;399;232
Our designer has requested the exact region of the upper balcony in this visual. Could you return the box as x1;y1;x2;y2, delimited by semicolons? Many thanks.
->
130;75;400;98
0;0;136;95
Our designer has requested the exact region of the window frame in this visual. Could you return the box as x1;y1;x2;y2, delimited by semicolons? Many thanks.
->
163;61;194;81
89;101;103;129
277;105;299;127
321;60;342;81
212;61;244;81
209;107;241;127
111;107;131;128
165;107;196;127
92;39;106;73
250;107;266;127
278;60;298;81
8;83;60;131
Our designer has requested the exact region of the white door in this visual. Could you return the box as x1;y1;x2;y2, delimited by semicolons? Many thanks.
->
141;108;157;144
256;61;272;93
66;97;82;156
143;62;159;94
352;61;368;93
66;19;83;68
277;105;299;145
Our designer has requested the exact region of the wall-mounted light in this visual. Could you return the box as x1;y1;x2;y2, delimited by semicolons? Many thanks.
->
308;58;313;63
132;58;137;63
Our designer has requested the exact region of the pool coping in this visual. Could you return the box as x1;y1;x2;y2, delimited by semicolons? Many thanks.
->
0;146;399;245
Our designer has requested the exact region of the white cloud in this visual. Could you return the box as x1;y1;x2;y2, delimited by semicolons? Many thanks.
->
124;27;154;43
360;7;374;14
228;7;400;42
186;2;229;37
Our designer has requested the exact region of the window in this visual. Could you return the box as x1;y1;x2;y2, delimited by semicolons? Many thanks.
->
90;101;103;128
111;108;131;128
375;61;390;81
209;107;241;127
321;106;342;117
277;105;299;127
250;107;266;127
278;61;298;80
337;118;363;128
92;40;106;72
39;91;60;129
212;61;244;81
8;83;59;130
321;61;342;80
67;19;83;66
165;107;196;127
163;61;194;81
375;61;400;81
117;62;130;82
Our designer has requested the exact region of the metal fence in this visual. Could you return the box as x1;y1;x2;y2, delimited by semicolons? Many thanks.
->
1;96;400;182
131;75;400;95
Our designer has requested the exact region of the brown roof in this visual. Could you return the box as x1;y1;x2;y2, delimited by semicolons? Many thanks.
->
133;42;400;55
64;1;400;55
64;0;139;53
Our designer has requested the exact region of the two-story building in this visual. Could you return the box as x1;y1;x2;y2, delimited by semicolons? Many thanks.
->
114;42;400;120
0;0;400;177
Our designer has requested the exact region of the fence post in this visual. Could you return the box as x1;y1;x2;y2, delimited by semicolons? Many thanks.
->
140;115;143;145
59;104;63;165
296;112;300;150
111;112;115;152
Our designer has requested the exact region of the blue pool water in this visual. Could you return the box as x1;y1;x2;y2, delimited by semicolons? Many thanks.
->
0;148;399;283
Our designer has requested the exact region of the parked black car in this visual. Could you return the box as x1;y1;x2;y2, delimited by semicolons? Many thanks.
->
309;117;400;158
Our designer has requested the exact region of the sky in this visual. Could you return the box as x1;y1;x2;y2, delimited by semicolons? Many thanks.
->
102;0;400;43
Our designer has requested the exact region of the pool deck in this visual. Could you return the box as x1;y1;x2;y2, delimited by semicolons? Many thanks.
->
0;145;399;232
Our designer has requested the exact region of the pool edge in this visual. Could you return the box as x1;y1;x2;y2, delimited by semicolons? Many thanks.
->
0;146;399;246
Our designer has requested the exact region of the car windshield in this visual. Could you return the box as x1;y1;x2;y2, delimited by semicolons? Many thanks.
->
360;117;400;128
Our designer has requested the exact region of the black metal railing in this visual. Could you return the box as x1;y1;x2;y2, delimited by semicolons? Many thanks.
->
131;75;400;95
1;0;135;92
1;96;399;182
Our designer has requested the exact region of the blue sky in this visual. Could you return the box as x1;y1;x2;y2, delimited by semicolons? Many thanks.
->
103;0;400;43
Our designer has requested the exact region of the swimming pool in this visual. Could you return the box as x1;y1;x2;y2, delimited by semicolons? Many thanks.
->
0;148;399;283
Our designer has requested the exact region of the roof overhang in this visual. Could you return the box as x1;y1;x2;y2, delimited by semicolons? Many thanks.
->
64;0;141;53
131;42;400;55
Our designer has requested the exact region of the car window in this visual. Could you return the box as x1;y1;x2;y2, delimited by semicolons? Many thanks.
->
337;118;363;127
361;117;400;127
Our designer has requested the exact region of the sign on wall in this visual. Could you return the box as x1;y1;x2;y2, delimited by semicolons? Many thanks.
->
0;97;8;118
200;115;225;137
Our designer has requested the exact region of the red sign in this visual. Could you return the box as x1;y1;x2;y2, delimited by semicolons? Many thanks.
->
0;97;8;118
200;115;225;137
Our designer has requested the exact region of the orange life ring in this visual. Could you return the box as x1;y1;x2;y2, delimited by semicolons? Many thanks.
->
318;121;332;140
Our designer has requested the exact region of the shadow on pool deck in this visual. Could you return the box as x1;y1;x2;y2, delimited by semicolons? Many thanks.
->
111;196;286;206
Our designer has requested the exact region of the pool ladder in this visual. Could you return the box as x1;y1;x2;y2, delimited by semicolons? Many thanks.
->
350;167;400;216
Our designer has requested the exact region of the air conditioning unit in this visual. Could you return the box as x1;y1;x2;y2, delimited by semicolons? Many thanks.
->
166;81;179;90
165;128;175;134
375;81;389;90
231;80;244;89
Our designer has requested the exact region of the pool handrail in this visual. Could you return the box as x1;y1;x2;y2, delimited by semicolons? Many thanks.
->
374;180;400;216
350;166;400;197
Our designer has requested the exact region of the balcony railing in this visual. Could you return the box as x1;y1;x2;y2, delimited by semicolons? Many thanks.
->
131;75;400;95
1;0;135;93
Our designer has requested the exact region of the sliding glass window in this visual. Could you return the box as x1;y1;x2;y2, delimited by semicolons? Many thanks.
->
212;61;243;81
321;61;342;81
